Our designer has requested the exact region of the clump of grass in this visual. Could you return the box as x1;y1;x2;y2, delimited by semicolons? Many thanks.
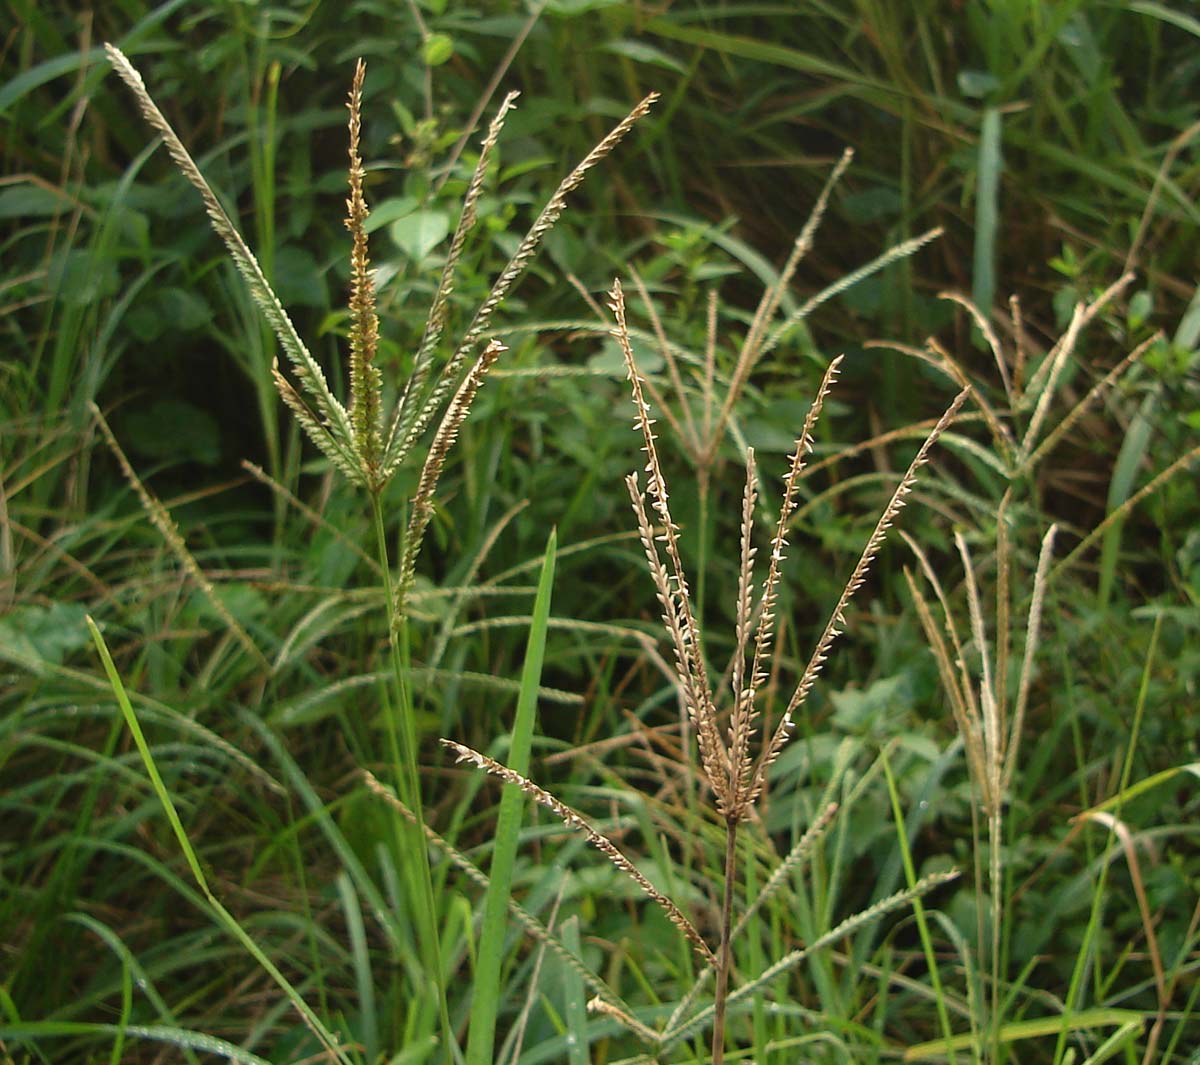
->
102;43;655;1061
887;275;1200;1062
445;248;967;1055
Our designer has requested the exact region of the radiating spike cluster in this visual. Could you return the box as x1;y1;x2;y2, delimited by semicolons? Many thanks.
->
611;283;966;824
441;740;716;965
108;41;655;601
732;355;842;810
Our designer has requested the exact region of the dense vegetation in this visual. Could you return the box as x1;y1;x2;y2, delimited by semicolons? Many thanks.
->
3;2;1199;1063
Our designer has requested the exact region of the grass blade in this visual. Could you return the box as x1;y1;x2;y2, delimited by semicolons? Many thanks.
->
1098;390;1156;607
466;528;557;1065
337;872;378;1064
0;1022;276;1064
972;107;1002;319
560;915;589;1065
85;617;351;1065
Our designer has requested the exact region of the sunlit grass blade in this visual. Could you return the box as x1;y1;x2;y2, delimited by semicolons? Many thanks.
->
0;1022;278;1065
85;617;352;1065
901;1010;1145;1062
466;528;557;1065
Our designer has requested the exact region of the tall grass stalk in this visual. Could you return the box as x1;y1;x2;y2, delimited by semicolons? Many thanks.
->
370;491;453;1055
467;530;556;1065
445;252;966;1056
104;42;655;1059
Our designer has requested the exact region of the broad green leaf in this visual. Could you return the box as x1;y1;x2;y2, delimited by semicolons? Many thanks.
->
390;210;450;261
422;33;454;66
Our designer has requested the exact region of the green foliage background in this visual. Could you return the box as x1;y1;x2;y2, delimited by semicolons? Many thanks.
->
2;1;1199;1062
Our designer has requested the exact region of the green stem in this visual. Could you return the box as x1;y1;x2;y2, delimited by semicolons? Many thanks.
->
370;494;455;1063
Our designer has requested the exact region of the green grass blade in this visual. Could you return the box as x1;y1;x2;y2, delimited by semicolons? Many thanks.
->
85;617;352;1065
972;107;1003;319
560;915;589;1065
466;528;557;1065
337;872;378;1065
0;1022;275;1065
1098;390;1156;607
1052;618;1160;1065
881;747;963;1065
65;913;202;1065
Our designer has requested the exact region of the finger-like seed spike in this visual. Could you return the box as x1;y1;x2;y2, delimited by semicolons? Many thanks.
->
728;448;760;814
735;357;843;806
612;279;731;806
441;739;715;964
747;387;967;806
344;59;384;488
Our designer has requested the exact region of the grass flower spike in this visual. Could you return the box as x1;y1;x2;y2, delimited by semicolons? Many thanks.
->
105;43;655;509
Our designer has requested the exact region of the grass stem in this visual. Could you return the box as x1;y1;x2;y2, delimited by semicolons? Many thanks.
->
370;492;455;1063
712;817;739;1063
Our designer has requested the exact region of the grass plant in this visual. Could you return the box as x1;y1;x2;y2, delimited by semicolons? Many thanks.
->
444;264;968;1059
3;8;1198;1065
96;42;654;1062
